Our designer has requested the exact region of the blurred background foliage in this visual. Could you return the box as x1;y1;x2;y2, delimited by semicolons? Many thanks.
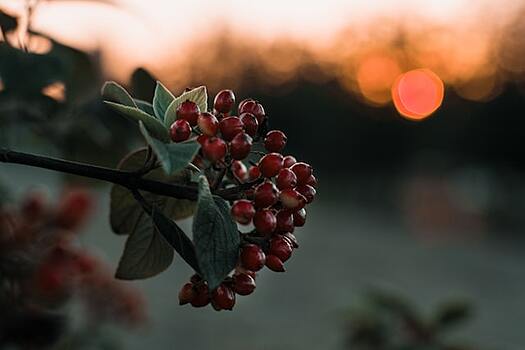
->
1;0;525;349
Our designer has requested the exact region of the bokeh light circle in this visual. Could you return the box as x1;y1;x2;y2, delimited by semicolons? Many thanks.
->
356;54;401;105
392;68;444;121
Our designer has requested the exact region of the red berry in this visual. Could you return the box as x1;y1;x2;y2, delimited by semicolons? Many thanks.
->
253;182;278;208
295;184;316;204
237;98;253;113
239;100;265;124
258;153;283;178
230;132;253;160
176;100;200;126
279;189;306;211
276;168;297;190
269;236;293;262
197;112;219;136
293;208;307;227
170;119;191;142
231;200;256;225
264;130;287;153
236;267;257;279
231;160;247;182
202;137;227;163
211;283;236;311
265;255;285;272
306;175;318;188
253;209;277;235
240;244;266;271
235;266;256;278
21;190;47;221
55;189;93;230
248;166;261;181
283;155;297;168
276;210;294;233
190;283;210;308
219;116;244;141
232;273;256;296
179;282;196;305
239;113;258;137
197;134;209;145
290;162;313;185
282;232;299;248
214;90;235;113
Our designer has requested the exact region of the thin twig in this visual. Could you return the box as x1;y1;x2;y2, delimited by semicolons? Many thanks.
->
0;148;251;201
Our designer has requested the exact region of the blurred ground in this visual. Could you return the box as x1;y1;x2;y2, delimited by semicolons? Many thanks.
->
2;164;524;350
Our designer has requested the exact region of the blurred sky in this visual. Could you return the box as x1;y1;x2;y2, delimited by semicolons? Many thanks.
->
2;0;525;112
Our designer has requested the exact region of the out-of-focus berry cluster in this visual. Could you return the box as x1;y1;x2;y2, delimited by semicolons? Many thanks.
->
174;90;317;311
0;189;146;348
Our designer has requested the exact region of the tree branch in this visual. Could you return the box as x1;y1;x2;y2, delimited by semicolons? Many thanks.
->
0;148;254;201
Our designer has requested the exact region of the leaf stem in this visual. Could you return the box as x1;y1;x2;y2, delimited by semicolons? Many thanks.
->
130;189;152;214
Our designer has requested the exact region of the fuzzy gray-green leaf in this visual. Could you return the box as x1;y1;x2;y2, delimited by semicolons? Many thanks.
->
192;176;240;290
115;211;174;280
153;81;174;121
110;149;196;235
101;81;137;107
139;122;200;175
134;98;155;115
104;101;169;142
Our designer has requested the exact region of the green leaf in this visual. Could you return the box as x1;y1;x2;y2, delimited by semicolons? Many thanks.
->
115;211;174;280
104;101;169;142
433;300;471;331
134;99;155;115
151;207;200;273
110;149;196;235
101;81;137;107
153;81;175;121
192;175;240;290
139;122;200;175
164;86;208;128
367;289;415;316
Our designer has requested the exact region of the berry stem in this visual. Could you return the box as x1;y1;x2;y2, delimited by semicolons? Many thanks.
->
0;148;254;201
212;166;228;191
250;151;266;156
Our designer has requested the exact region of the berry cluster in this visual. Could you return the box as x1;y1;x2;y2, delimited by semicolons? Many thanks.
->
0;189;146;342
175;89;317;311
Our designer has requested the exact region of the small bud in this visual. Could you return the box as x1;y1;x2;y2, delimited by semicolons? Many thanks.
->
211;283;236;311
293;208;307;227
190;283;210;308
265;255;285;272
269;236;293;262
240;244;266;271
279;189;306;211
179;282;196;305
232;273;256;296
295;184;316;204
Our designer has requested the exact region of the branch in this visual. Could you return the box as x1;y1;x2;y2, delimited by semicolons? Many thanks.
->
0;148;252;201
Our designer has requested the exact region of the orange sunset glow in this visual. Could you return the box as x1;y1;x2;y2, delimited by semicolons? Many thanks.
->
2;0;525;117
